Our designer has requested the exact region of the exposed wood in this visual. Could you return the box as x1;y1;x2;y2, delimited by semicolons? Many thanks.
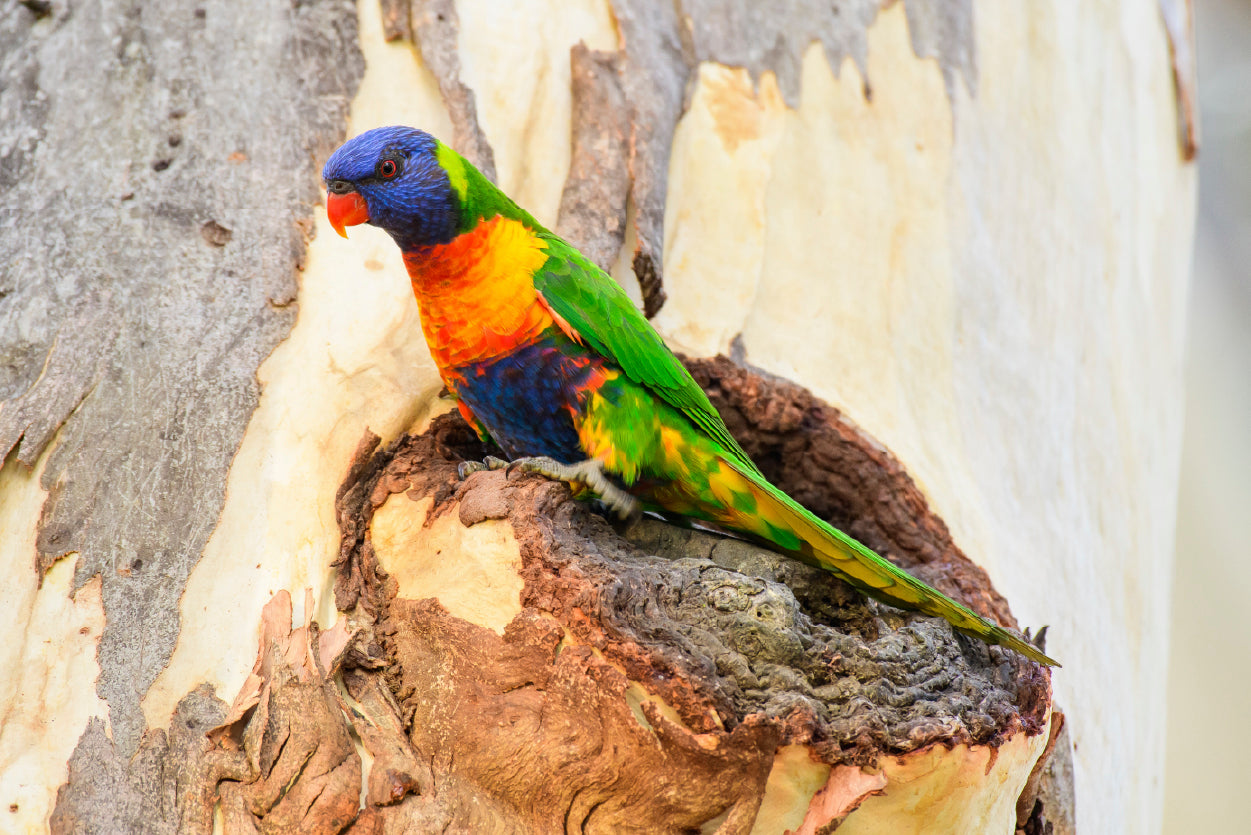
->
0;0;363;756
334;391;1050;764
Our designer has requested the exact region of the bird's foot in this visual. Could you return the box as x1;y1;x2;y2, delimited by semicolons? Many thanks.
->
457;455;509;480
506;456;641;523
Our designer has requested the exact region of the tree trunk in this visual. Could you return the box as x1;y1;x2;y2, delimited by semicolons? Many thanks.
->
0;1;1194;833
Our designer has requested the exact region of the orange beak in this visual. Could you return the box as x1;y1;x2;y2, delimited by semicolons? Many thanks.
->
326;190;370;238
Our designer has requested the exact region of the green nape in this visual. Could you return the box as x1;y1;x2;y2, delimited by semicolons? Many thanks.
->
435;141;545;235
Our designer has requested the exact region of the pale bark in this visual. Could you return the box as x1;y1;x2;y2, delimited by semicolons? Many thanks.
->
0;0;1194;833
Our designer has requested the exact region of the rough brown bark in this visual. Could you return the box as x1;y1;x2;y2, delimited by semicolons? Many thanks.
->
284;361;1050;831
336;364;1051;754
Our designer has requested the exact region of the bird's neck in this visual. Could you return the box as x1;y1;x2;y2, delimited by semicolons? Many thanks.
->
402;216;556;371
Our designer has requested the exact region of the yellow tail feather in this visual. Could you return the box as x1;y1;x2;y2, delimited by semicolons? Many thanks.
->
715;458;1059;667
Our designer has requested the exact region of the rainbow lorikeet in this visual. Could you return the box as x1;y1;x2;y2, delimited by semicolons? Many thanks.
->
322;126;1057;667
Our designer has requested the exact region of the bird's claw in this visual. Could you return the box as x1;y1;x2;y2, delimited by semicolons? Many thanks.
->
503;456;641;523
457;455;509;480
505;455;559;479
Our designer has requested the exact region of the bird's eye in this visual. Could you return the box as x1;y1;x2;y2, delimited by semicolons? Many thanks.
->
379;158;399;179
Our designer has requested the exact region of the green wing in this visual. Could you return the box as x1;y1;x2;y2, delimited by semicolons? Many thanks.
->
439;142;756;473
532;234;761;476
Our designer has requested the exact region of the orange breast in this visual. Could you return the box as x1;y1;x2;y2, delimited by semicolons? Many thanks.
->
404;216;554;372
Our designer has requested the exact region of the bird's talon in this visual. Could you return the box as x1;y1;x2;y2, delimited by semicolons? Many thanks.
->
505;455;554;478
606;497;642;525
500;456;639;520
458;455;511;480
457;460;485;479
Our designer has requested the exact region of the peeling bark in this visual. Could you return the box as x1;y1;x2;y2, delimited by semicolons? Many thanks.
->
555;44;631;273
407;0;498;181
378;0;989;322
63;356;1054;832
681;0;880;104
606;0;687;318
6;0;1187;828
49;687;243;835
335;364;1050;770
0;0;363;755
50;592;367;835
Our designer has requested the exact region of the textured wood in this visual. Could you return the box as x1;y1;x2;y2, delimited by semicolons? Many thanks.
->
206;393;1046;833
0;0;363;758
555;44;630;272
337;397;1050;764
49;687;241;835
409;0;498;181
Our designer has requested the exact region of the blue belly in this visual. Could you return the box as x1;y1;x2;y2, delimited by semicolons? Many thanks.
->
454;340;600;463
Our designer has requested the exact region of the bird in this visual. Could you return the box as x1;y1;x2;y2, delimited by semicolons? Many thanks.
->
322;125;1057;667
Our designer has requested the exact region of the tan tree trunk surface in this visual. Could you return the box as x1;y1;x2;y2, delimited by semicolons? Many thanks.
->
0;0;1194;833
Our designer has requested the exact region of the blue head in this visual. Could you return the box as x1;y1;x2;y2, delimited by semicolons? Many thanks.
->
322;126;459;250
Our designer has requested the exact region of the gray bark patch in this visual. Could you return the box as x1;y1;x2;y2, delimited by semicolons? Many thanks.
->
555;44;630;273
903;0;977;99
386;0;979;322
408;0;499;181
49;686;235;835
682;0;880;105
0;0;364;753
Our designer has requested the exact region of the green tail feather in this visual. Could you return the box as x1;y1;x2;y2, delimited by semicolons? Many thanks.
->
722;459;1059;667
